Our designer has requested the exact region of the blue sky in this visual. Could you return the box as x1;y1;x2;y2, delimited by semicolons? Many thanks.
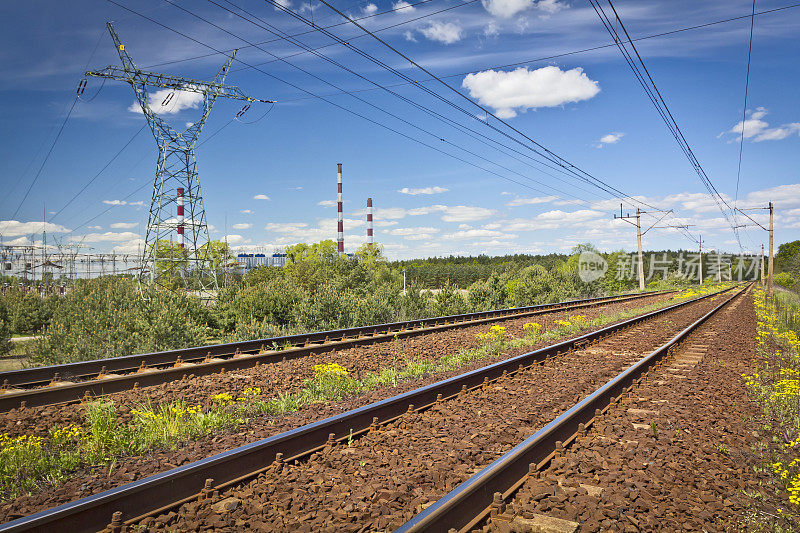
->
1;0;798;259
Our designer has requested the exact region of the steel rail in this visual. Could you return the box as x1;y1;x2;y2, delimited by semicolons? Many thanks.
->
396;284;749;533
0;290;672;412
0;285;734;533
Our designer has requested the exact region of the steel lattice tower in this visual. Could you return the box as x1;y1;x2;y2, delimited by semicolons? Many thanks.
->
86;23;273;294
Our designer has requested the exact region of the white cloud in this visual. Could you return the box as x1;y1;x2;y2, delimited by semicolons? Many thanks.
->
462;66;600;119
129;201;144;207
88;225;102;230
506;195;558;207
265;222;309;233
111;238;145;254
273;0;291;9
407;204;495;222
392;0;415;11
536;209;603;222
318;200;337;207
103;200;127;205
253;194;271;200
419;21;463;44
404;30;417;42
723;107;800;143
398;186;449;195
484;21;500;38
232;223;252;230
744;184;800;209
73;231;140;243
110;222;138;229
388;227;441;236
444;228;515;240
481;0;566;18
440;205;495;222
595;132;624;148
5;236;33;246
663;192;732;213
362;3;378;14
223;234;251;245
241;209;253;214
128;89;204;116
0;220;70;237
352;207;408;220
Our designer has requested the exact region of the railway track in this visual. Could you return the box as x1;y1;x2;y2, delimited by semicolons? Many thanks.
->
0;284;737;532
398;283;750;533
0;290;672;412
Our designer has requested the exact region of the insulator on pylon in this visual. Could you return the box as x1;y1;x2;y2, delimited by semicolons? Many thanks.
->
235;104;251;118
161;92;175;107
76;79;87;96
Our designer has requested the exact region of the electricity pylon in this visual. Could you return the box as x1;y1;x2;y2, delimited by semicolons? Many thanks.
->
86;22;273;295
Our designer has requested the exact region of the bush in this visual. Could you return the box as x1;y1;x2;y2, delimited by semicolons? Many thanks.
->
31;278;209;365
0;289;55;335
0;299;11;356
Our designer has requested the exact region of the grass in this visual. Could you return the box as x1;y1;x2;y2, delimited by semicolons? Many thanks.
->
738;285;800;530
0;284;724;501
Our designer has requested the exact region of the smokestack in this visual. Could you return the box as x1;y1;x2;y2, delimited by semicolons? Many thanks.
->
337;163;344;254
366;197;373;247
177;187;185;248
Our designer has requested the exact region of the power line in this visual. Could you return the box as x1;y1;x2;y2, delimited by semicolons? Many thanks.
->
201;0;600;201
735;0;757;206
110;0;606;203
301;0;702;243
267;0;645;205
140;0;453;70
110;0;695;243
6;97;78;224
279;1;800;103
588;0;738;246
48;125;147;224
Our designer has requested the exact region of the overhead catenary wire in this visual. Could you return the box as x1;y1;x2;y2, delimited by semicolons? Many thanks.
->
199;0;601;201
305;0;680;212
109;0;602;202
140;0;456;70
587;0;739;249
734;0;757;224
48;125;147;224
109;0;697;247
283;0;700;243
278;1;800;103
69;117;236;234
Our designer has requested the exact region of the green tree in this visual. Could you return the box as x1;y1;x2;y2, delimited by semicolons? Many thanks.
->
776;241;800;274
0;298;11;355
150;239;188;290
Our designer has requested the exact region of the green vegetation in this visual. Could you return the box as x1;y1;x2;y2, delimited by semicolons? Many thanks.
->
1;240;747;366
0;288;704;499
740;287;800;527
775;240;800;291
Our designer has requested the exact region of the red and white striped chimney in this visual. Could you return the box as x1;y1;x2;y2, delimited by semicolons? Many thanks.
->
337;163;344;254
366;197;373;248
176;187;185;249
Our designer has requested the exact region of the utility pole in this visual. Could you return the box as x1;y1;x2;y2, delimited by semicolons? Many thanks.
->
613;205;674;291
734;202;775;295
85;23;274;295
717;250;722;283
761;243;765;285
769;201;774;295
699;235;703;285
337;163;344;255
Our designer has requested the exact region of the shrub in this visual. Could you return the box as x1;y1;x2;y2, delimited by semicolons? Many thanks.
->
0;299;11;356
0;289;55;335
31;278;209;365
